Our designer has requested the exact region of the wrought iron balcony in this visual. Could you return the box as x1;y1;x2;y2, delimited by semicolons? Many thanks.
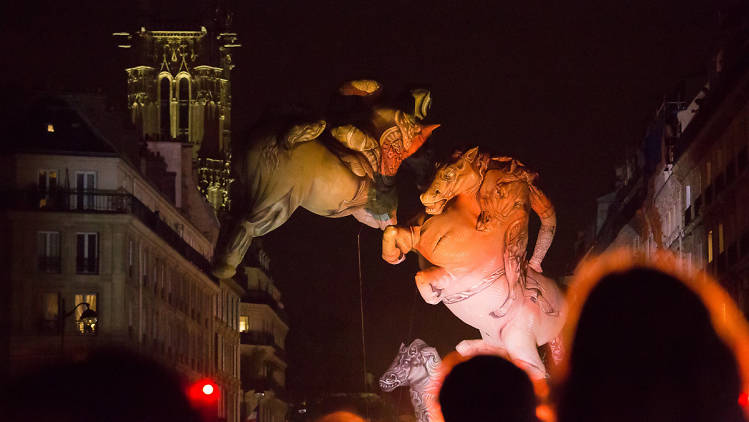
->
5;189;213;277
76;257;99;274
243;290;288;322
240;330;287;359
240;330;274;346
38;255;61;273
241;375;286;396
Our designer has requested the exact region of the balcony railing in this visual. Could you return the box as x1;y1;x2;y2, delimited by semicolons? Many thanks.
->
241;375;286;395
243;290;288;322
76;257;99;274
5;189;213;277
38;255;61;273
240;330;287;359
240;330;274;346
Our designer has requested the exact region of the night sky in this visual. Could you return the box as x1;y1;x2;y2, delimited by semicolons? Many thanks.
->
1;0;739;404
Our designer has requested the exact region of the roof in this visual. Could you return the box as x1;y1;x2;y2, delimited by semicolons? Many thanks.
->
8;96;124;156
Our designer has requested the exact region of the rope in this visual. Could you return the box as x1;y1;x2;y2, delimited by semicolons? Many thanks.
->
397;281;420;416
357;228;371;421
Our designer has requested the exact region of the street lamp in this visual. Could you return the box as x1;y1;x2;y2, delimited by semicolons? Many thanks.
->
59;300;98;354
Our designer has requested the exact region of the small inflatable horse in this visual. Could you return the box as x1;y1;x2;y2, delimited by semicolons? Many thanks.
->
380;339;443;422
382;147;566;378
213;81;438;278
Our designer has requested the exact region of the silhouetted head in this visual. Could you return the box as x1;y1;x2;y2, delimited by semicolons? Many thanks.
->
558;251;748;422
439;355;538;422
314;411;366;422
2;349;199;422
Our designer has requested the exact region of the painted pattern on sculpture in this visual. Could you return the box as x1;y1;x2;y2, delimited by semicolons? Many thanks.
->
382;147;567;379
212;80;438;279
380;339;443;422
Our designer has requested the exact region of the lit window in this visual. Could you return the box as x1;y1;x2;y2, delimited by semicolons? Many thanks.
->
239;316;249;333
47;123;54;132
708;230;714;263
40;292;60;332
74;293;97;334
38;169;58;191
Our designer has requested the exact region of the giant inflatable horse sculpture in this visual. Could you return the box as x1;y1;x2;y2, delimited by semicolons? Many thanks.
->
380;339;443;422
213;81;438;278
382;147;566;378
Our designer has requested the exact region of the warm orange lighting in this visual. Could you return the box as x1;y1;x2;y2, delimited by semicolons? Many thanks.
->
536;404;556;422
557;249;749;421
315;411;366;422
202;383;214;395
47;123;55;133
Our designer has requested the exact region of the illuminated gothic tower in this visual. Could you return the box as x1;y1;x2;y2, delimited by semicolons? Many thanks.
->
114;21;239;212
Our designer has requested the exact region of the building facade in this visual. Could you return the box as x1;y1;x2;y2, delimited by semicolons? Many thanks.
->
238;242;290;422
591;39;749;316
0;96;242;422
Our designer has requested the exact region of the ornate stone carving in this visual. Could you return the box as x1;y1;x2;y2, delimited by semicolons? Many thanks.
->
380;339;443;422
381;147;566;379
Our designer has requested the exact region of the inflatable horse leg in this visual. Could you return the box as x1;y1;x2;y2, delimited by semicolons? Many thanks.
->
501;326;547;380
382;225;421;264
213;190;297;279
455;338;508;358
212;220;255;279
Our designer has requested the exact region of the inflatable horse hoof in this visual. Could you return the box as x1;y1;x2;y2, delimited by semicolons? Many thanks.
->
212;263;237;280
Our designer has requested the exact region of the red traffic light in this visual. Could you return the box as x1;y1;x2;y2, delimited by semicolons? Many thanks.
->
188;378;220;403
188;379;220;422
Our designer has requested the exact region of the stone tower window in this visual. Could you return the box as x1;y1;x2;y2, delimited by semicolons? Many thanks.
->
160;76;171;140
178;76;190;141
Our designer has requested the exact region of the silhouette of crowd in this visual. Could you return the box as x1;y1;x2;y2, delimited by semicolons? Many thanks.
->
3;249;748;422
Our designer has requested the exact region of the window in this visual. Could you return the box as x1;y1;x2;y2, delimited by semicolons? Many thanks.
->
40;292;59;332
141;247;148;286
74;293;97;334
160;76;171;140
74;171;96;210
685;185;691;210
37;231;61;273
239;316;248;333
38;169;58;208
76;233;98;274
177;77;190;141
708;230;714;263
128;239;134;279
719;223;725;254
38;169;58;191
